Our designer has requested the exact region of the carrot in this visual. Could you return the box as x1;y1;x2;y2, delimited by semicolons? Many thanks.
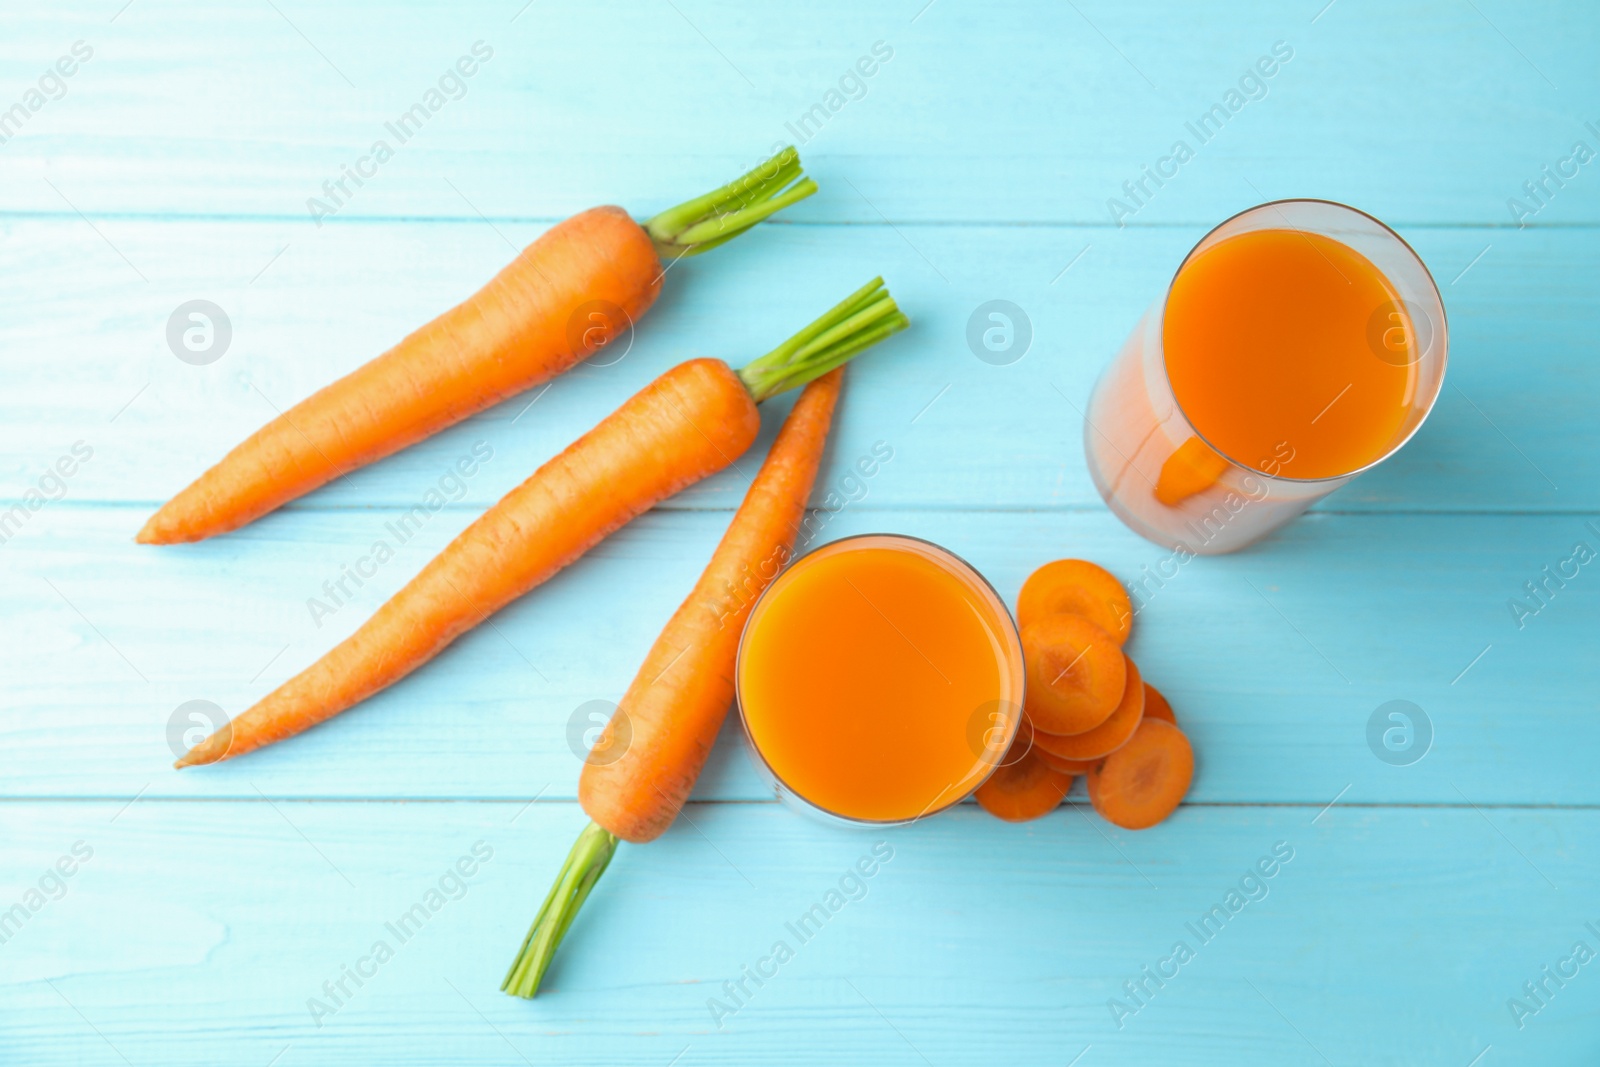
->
1032;748;1101;776
1086;718;1194;830
1020;613;1126;735
138;148;819;544
1034;655;1145;761
500;367;846;998
1016;559;1133;645
1143;682;1176;725
998;713;1036;768
974;738;1073;822
582;371;844;845
175;279;908;767
1154;435;1230;507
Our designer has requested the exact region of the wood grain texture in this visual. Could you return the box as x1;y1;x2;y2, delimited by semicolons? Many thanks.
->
2;0;1597;1062
2;507;1594;803
1;1;1597;225
0;219;1591;512
1;802;1593;1066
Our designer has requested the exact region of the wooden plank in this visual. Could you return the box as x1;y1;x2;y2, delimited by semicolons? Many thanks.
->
8;2;1597;1063
4;506;1594;804
1;1;1596;224
0;799;1592;1065
0;219;1589;512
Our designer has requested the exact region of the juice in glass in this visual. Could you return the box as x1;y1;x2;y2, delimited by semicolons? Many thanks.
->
1084;200;1447;555
737;535;1024;824
1163;227;1416;481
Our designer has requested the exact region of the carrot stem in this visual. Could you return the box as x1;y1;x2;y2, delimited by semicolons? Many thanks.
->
644;146;817;259
738;276;908;402
502;820;619;998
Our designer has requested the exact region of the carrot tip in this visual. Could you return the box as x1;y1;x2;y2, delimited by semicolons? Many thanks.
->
136;507;189;544
174;726;232;768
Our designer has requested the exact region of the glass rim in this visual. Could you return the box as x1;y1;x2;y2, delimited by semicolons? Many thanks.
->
1159;197;1451;485
734;531;1026;827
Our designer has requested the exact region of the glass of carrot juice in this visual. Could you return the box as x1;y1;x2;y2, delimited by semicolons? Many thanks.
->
1084;200;1448;554
736;534;1025;825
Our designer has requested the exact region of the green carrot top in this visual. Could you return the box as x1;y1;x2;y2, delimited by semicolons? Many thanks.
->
644;146;818;259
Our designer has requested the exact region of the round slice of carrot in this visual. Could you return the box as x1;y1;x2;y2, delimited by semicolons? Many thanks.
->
974;741;1072;822
1034;655;1145;761
991;713;1035;770
1033;747;1102;776
1016;559;1133;646
1143;683;1176;725
1021;614;1127;735
1087;719;1194;830
1154;435;1229;508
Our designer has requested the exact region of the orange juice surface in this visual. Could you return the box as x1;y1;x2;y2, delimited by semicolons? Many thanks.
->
1163;227;1418;480
738;537;1022;822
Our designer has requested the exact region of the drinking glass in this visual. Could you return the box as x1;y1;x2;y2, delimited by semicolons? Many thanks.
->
735;534;1025;828
1084;200;1447;554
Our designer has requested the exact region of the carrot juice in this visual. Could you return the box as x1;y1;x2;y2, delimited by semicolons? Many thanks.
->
1162;227;1416;481
737;535;1024;823
1083;200;1447;554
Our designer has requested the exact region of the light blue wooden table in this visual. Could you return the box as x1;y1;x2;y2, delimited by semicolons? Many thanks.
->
3;2;1597;1063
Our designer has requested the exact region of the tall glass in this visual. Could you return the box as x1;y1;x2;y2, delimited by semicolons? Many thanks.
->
1084;200;1447;554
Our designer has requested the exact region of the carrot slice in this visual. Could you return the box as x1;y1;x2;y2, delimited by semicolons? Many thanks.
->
1154;436;1230;507
1034;655;1145;761
995;713;1036;768
1021;614;1127;735
1032;748;1101;776
974;740;1072;822
1143;683;1176;725
1015;559;1133;645
1087;719;1194;830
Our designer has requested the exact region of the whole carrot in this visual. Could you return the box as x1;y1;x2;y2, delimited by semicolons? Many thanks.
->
176;279;907;767
138;147;818;544
503;366;846;999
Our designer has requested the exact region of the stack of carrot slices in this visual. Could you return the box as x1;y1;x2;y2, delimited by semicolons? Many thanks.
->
974;559;1196;829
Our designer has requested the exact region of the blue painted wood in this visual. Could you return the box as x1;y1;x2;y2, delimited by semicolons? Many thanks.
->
2;0;1597;1063
2;1;1598;226
0;219;1591;512
4;507;1595;805
1;801;1594;1065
